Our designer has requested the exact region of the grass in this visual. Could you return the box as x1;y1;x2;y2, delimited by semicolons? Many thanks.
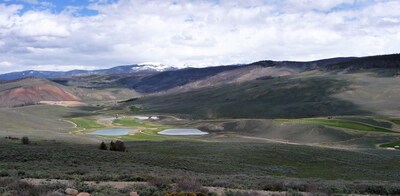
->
68;118;105;130
111;118;175;141
335;116;393;128
1;139;400;189
380;141;400;148
390;119;400;125
276;118;396;133
118;129;178;141
113;118;147;127
130;105;141;112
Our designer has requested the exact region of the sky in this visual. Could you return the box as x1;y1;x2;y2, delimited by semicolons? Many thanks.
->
0;0;399;73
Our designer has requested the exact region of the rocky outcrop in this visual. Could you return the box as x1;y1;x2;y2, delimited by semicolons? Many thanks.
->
65;188;79;196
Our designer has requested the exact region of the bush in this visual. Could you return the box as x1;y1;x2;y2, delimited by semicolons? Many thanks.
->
99;142;107;150
167;192;208;196
110;140;126;152
115;140;126;152
176;178;203;192
110;141;116;151
0;171;9;177
137;185;164;196
224;190;261;196
149;178;171;190
22;136;30;145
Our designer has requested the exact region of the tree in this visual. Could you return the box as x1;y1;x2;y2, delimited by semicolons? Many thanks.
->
110;141;117;151
99;141;107;150
115;140;126;152
21;136;30;145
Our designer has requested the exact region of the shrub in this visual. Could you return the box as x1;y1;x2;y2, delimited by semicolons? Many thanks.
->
99;142;107;150
0;171;9;177
167;192;208;196
109;140;126;152
149;178;171;190
110;141;116;151
21;136;30;145
130;105;141;112
72;180;95;193
224;190;261;196
137;186;162;196
115;140;126;152
176;178;203;192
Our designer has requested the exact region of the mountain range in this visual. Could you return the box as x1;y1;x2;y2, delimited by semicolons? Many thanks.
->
0;64;178;81
1;53;399;82
0;53;399;109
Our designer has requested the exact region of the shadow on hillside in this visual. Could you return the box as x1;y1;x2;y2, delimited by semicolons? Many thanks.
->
133;76;372;119
122;66;241;93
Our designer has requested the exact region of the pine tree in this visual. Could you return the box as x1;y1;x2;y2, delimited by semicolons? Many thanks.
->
99;141;107;150
115;140;126;152
110;141;117;151
21;136;30;145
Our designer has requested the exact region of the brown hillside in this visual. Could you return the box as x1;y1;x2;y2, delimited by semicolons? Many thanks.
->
0;78;79;107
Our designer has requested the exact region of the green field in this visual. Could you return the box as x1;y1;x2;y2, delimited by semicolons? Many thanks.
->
68;118;105;130
276;118;397;133
113;118;153;127
391;119;400;125
380;141;400;148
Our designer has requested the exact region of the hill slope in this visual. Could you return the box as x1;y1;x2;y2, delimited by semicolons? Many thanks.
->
0;78;80;107
131;74;370;119
51;53;400;94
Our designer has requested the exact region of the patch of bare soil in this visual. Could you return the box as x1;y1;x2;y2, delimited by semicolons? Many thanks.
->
39;101;87;107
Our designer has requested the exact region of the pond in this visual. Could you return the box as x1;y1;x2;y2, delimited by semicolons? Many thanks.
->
158;128;208;136
88;128;133;136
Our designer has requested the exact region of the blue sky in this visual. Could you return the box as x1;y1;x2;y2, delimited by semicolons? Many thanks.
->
0;0;102;16
0;0;399;73
1;0;375;15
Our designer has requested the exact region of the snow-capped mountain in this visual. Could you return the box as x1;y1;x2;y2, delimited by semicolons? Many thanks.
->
0;64;179;81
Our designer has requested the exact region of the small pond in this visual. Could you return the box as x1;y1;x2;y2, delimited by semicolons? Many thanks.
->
158;128;208;136
89;128;133;136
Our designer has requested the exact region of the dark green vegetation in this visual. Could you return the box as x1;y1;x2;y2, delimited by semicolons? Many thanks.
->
380;141;400;148
277;118;396;133
391;119;400;125
335;116;394;128
21;136;29;145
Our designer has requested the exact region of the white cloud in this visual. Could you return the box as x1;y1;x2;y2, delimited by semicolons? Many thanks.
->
0;0;400;73
0;61;12;67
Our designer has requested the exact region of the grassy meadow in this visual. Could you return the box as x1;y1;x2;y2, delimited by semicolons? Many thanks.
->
276;118;397;133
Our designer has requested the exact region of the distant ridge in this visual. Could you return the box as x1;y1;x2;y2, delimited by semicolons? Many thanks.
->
248;54;400;71
0;64;178;81
0;53;399;82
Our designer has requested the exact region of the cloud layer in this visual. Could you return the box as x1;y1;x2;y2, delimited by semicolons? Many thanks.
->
0;0;400;73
